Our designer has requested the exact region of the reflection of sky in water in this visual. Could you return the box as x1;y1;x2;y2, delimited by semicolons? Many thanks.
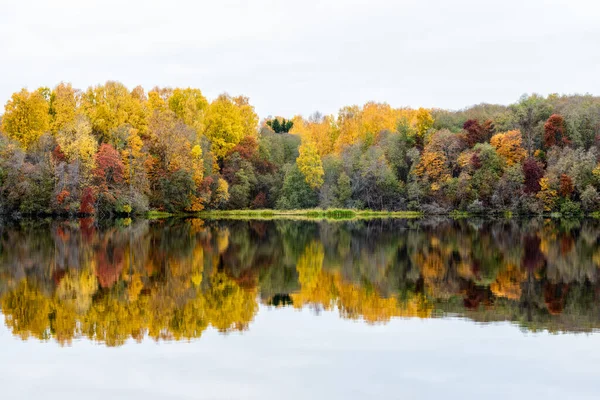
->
1;307;600;400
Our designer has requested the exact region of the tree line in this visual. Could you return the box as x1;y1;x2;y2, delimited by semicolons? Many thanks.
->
1;82;600;216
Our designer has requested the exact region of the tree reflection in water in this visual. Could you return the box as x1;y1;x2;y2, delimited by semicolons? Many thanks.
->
1;217;600;346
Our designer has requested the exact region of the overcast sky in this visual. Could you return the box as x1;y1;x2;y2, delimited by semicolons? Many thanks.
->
0;0;599;118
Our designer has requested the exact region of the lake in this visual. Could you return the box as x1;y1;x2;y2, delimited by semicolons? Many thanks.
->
1;217;600;399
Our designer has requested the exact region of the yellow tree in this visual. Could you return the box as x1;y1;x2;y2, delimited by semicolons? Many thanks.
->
415;150;450;191
50;82;78;134
289;115;310;136
121;128;149;195
310;116;337;156
190;144;204;186
490;130;527;166
187;144;206;212
147;87;173;112
593;163;600;183
1;88;50;149
360;102;398;143
290;114;337;156
334;105;361;153
415;108;434;139
80;81;148;141
212;178;230;208
147;110;194;173
233;96;259;138
297;139;324;189
537;177;558;211
203;94;245;158
56;116;98;178
130;85;147;103
168;88;208;133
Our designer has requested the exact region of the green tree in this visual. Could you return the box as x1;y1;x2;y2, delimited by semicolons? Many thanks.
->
509;94;552;156
277;164;318;209
335;171;352;207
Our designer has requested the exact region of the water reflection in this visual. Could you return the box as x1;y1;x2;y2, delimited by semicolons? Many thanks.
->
1;217;600;346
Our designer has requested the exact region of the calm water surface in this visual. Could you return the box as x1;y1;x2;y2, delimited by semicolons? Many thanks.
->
1;217;600;399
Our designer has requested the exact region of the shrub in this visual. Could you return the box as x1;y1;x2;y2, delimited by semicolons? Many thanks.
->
560;199;582;217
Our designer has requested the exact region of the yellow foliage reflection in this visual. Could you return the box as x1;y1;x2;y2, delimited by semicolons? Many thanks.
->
2;217;600;344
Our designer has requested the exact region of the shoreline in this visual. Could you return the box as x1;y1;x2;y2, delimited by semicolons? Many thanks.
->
2;208;598;221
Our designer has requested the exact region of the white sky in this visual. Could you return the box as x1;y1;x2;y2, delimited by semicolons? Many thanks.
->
0;0;599;118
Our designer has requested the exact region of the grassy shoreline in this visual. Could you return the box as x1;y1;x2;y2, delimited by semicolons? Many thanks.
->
144;208;597;220
3;208;592;221
195;209;423;220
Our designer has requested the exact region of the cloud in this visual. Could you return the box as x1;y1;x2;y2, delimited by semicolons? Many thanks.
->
0;0;599;117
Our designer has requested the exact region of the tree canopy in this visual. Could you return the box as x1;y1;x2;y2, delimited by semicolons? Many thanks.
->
1;83;600;215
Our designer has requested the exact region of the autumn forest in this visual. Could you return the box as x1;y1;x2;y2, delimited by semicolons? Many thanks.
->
1;82;600;216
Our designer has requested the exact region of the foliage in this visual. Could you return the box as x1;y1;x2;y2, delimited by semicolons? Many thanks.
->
152;170;196;212
559;174;574;198
49;83;78;134
297;140;324;189
1;83;600;215
581;185;600;212
80;81;147;142
544;114;569;149
204;94;255;159
464;119;485;147
277;164;318;209
415;108;434;139
560;199;582;217
93;143;126;214
523;157;543;194
266;117;294;133
168;87;208;133
1;88;50;149
537;177;558;211
490;130;527;166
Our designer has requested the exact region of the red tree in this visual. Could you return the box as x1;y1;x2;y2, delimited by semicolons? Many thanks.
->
463;119;485;147
79;187;95;214
559;174;574;198
544;114;569;149
52;145;66;163
470;153;482;169
56;189;70;205
227;135;275;174
229;136;259;160
91;144;125;212
94;143;124;185
523;157;544;194
251;192;267;209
